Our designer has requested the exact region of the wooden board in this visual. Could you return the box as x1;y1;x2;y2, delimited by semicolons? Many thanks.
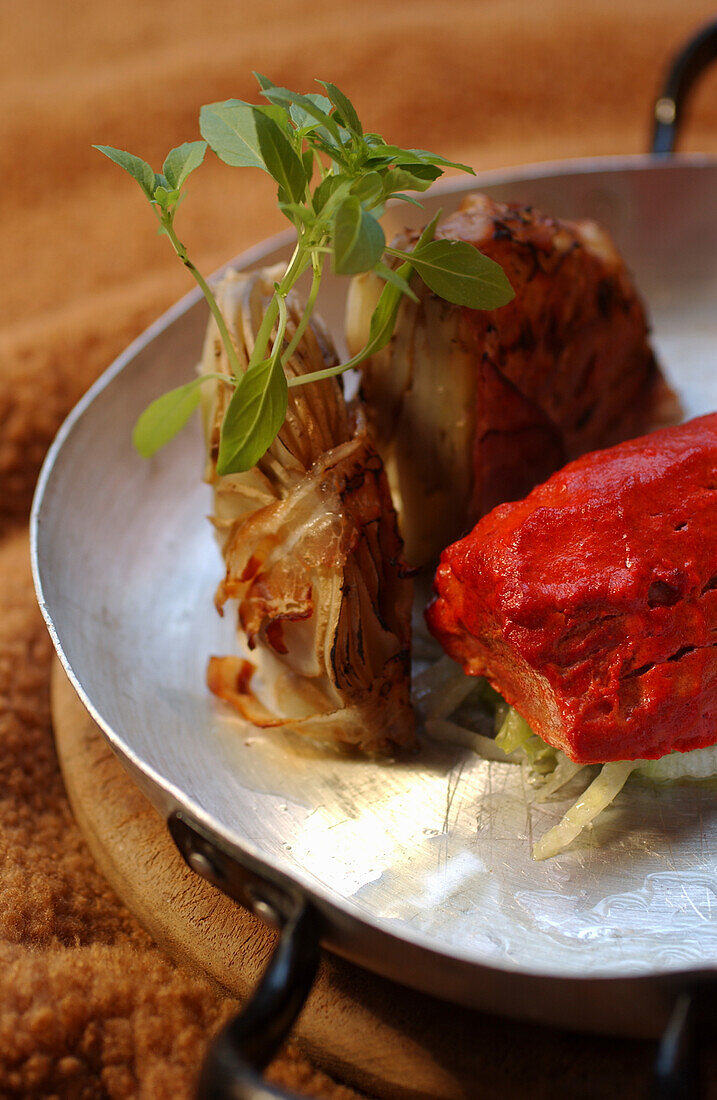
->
52;661;663;1100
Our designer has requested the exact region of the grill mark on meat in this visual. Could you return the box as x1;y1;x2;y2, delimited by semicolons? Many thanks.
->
560;612;621;645
624;641;717;680
668;645;696;663
625;661;655;679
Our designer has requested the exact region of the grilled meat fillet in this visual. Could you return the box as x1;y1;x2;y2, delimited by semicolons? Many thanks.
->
427;414;717;764
347;193;674;567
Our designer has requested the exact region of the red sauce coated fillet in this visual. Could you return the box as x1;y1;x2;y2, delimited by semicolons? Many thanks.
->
426;415;717;763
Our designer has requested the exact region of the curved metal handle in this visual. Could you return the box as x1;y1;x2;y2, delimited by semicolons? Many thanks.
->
168;813;321;1100
197;897;320;1100
651;20;717;154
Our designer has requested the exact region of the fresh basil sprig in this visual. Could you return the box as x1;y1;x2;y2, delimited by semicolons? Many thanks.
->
96;76;514;474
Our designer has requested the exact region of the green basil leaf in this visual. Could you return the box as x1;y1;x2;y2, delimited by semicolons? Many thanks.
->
200;101;266;170
288;92;335;133
362;153;395;169
254;72;275;92
307;133;350;168
162;140;207;189
408;239;514;308
333;197;385;275
385;163;442;195
366;279;404;350
395;162;442;181
152;184;173;210
254;110;307;202
255;79;339;139
350;171;384;206
364;144;475;175
93;145;156;199
199;100;288;171
414;210;441;249
408;148;476;174
364;142;416;164
132;377;206;457
312;174;351;215
216;355;288;474
278;200;315;227
389;193;423;209
373;260;419;302
382;167;436;196
317;80;363;136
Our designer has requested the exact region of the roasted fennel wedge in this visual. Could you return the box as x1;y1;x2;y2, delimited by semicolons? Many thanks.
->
201;267;414;754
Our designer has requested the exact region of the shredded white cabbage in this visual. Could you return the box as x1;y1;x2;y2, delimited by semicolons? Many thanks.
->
532;761;639;861
533;752;585;803
636;744;717;781
412;656;481;719
425;717;512;761
417;660;717;860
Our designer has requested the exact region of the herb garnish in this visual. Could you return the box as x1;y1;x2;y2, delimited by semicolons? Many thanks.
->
95;76;514;473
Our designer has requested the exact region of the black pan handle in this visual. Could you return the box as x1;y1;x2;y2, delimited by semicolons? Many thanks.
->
651;20;717;154
168;813;321;1100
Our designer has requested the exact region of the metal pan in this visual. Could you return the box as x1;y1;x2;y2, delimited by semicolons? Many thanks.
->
30;22;717;1100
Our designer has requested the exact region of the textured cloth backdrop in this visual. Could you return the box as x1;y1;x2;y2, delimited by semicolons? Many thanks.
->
2;1;717;1096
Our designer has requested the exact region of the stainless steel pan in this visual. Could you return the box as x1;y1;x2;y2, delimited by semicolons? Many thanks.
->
30;22;717;1099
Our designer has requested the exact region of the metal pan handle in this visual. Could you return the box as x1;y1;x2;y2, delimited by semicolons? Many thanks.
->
169;813;321;1100
651;20;717;154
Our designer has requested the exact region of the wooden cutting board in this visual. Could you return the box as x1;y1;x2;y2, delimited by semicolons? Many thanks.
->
52;660;666;1100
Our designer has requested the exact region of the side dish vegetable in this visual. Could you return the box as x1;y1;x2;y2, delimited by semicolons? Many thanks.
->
201;267;414;752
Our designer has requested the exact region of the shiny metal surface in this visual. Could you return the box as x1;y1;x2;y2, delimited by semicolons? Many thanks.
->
32;157;717;1035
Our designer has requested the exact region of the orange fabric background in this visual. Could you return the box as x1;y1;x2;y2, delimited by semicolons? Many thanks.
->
2;1;716;1095
4;0;717;528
